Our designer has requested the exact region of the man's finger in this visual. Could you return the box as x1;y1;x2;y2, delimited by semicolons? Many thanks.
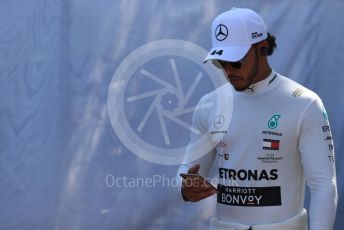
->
184;186;217;194
182;179;216;191
188;164;200;174
188;189;217;202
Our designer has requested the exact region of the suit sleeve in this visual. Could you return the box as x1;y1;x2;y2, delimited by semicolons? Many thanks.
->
299;97;338;230
177;94;216;181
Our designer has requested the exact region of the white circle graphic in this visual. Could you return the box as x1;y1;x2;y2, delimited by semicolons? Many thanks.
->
107;39;232;165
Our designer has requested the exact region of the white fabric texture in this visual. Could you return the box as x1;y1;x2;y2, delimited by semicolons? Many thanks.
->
1;1;343;229
179;71;337;229
209;208;307;230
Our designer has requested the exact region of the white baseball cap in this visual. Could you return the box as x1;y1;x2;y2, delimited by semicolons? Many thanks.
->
204;7;268;63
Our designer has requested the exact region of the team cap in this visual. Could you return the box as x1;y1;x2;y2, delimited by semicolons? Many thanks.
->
204;7;268;63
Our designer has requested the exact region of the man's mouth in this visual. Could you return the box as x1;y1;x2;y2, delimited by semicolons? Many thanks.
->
228;77;242;82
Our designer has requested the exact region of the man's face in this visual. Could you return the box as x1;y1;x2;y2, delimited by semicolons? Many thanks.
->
219;46;259;91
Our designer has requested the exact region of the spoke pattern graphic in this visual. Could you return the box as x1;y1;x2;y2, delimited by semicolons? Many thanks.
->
127;58;206;145
108;39;229;165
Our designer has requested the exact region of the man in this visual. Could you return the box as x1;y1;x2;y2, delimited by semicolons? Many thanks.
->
178;7;337;230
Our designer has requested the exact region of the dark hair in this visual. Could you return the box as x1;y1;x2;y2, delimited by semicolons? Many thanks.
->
265;32;277;55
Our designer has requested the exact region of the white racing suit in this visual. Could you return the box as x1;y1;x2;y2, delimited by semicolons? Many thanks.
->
178;71;337;230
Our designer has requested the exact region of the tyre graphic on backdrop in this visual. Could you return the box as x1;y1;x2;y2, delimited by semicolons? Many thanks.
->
108;39;232;165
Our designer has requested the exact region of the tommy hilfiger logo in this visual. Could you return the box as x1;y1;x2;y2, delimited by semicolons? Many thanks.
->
263;139;280;150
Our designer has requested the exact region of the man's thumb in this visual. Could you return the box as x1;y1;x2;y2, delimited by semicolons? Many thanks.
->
188;164;200;174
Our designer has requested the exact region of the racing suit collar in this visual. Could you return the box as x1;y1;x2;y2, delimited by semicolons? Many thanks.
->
236;70;278;96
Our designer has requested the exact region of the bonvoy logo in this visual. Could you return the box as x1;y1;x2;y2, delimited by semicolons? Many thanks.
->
217;185;282;206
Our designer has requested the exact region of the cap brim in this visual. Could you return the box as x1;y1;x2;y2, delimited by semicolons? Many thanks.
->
203;45;250;63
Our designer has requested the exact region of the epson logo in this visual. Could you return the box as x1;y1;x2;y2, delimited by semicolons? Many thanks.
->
219;168;278;181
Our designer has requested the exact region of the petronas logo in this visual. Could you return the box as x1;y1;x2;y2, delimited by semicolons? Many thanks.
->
322;106;328;120
292;88;304;97
268;115;281;129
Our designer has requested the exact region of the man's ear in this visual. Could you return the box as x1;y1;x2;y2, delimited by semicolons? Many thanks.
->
261;47;269;56
259;40;270;56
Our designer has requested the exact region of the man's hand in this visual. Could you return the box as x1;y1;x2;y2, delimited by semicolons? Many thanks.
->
181;164;217;202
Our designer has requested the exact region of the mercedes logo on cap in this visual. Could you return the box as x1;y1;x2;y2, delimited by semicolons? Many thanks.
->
215;24;228;41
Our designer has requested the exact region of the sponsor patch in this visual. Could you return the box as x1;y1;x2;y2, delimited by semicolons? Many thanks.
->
328;156;335;163
329;144;334;151
268;114;281;129
257;153;283;163
224;154;229;160
215;141;228;149
324;136;332;141
322;106;328;120
263;139;280;150
292;88;304;97
215;24;228;41
210;130;227;135
219;168;278;181
217;185;281;206
251;32;263;39
262;130;282;136
322;125;330;132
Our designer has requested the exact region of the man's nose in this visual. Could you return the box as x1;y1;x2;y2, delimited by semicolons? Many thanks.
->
222;63;236;75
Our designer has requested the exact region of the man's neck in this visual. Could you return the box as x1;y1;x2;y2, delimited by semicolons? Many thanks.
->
253;64;272;84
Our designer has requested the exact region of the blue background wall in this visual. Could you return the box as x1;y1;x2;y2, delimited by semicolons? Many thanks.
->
0;0;343;229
